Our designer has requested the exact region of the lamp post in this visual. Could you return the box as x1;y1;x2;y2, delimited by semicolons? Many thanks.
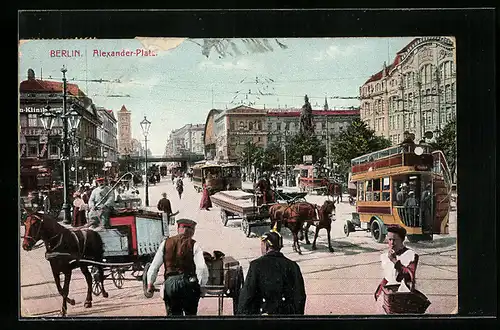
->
140;116;151;207
40;65;82;224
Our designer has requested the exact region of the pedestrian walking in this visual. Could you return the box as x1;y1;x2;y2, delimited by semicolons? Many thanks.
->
42;191;51;215
374;225;422;314
199;183;212;211
72;191;87;227
237;229;307;315
176;177;184;199
157;192;173;237
146;219;209;316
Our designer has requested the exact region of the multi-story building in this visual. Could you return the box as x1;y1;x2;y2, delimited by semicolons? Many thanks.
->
266;108;360;146
97;107;118;174
19;68;102;192
165;124;206;157
360;36;456;145
117;105;132;155
204;105;268;163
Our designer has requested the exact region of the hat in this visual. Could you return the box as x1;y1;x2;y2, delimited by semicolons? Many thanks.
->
85;183;91;187
161;192;167;197
260;231;283;250
399;183;407;188
387;225;407;240
96;177;105;182
176;218;197;228
409;191;415;195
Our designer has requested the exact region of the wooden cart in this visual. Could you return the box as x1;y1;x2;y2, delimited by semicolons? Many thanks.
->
210;190;271;237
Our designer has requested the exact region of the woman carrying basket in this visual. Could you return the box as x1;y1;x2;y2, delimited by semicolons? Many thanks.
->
374;225;430;314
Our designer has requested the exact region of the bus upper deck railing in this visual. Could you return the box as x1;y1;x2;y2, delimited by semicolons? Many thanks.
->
394;206;422;228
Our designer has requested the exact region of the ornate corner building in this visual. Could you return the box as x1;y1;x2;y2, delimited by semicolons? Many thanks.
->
360;37;456;145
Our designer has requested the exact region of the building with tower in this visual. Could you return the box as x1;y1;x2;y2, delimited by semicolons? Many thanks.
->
117;105;132;155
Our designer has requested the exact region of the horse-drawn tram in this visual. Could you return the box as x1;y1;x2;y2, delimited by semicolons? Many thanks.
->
345;137;452;243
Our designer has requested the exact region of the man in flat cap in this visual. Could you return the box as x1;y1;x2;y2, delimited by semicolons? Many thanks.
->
87;177;115;229
237;228;306;315
374;225;419;313
146;218;209;316
157;192;174;237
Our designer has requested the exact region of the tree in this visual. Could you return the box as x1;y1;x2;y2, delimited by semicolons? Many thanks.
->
287;133;326;165
330;119;392;175
429;118;457;181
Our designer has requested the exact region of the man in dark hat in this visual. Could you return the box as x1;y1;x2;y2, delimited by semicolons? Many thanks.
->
237;228;306;315
146;219;208;316
374;225;418;313
87;177;115;229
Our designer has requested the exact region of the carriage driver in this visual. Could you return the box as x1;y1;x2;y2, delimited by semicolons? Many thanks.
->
87;177;115;229
237;229;307;315
146;219;209;316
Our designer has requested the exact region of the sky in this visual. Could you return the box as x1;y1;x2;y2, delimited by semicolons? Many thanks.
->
19;37;416;155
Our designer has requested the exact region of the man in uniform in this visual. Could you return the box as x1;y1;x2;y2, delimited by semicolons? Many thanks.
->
87;177;115;229
237;230;306;315
146;219;209;316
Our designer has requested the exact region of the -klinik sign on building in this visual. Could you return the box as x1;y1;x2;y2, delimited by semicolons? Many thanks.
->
20;106;63;113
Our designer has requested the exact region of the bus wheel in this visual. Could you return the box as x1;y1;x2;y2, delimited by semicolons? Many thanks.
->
370;220;386;243
344;221;351;237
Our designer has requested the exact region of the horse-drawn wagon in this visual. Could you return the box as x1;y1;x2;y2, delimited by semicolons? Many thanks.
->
89;208;169;296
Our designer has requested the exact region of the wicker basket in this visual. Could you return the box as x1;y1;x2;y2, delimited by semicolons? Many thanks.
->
382;284;431;314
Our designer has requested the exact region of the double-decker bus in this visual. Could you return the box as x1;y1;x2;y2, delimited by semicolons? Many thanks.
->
345;139;452;243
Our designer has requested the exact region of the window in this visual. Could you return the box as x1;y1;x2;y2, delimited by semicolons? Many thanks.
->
230;121;235;131
451;83;455;101
27;139;38;157
49;144;58;157
240;121;244;130
268;122;272;131
357;181;365;201
249;122;253;130
382;177;391;201
277;123;281;131
28;114;39;127
373;178;381;201
284;122;289;130
365;180;373;201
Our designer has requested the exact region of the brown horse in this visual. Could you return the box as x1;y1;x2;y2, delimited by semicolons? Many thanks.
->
321;179;342;203
303;200;337;252
22;212;108;316
276;202;317;254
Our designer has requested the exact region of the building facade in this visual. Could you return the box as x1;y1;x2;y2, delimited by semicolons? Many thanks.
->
203;105;268;163
97;107;118;174
19;69;103;192
266;108;360;146
117;105;132;155
360;37;456;145
165;124;206;157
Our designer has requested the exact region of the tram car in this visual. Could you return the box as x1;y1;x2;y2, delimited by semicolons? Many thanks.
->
221;164;242;190
192;162;224;194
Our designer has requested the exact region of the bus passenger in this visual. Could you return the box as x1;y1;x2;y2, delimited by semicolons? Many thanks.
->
396;183;408;206
404;191;418;225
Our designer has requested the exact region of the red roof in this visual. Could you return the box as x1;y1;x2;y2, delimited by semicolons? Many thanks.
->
267;109;360;117
364;38;419;84
19;78;84;96
119;105;129;112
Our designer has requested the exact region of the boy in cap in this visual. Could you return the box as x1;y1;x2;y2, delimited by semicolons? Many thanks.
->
87;177;115;229
237;227;306;315
157;192;174;237
374;225;419;313
146;219;209;316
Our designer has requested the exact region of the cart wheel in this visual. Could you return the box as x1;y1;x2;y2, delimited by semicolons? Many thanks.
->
241;217;251;237
371;220;386;243
142;262;154;298
221;210;229;226
111;268;125;289
344;221;351;237
91;266;102;296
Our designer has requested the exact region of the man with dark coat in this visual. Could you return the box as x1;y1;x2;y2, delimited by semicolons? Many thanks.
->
237;230;306;315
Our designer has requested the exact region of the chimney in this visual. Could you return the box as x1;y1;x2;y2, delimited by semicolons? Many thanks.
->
27;68;35;80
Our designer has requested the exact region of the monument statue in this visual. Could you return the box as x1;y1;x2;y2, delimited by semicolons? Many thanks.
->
300;94;314;135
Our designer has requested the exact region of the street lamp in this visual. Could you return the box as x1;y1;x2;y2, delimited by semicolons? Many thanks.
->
140;116;151;207
40;65;82;224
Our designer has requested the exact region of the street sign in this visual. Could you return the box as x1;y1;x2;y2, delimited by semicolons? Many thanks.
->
303;155;313;164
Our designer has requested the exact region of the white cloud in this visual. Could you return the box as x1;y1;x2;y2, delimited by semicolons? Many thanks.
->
313;43;367;62
198;58;257;71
